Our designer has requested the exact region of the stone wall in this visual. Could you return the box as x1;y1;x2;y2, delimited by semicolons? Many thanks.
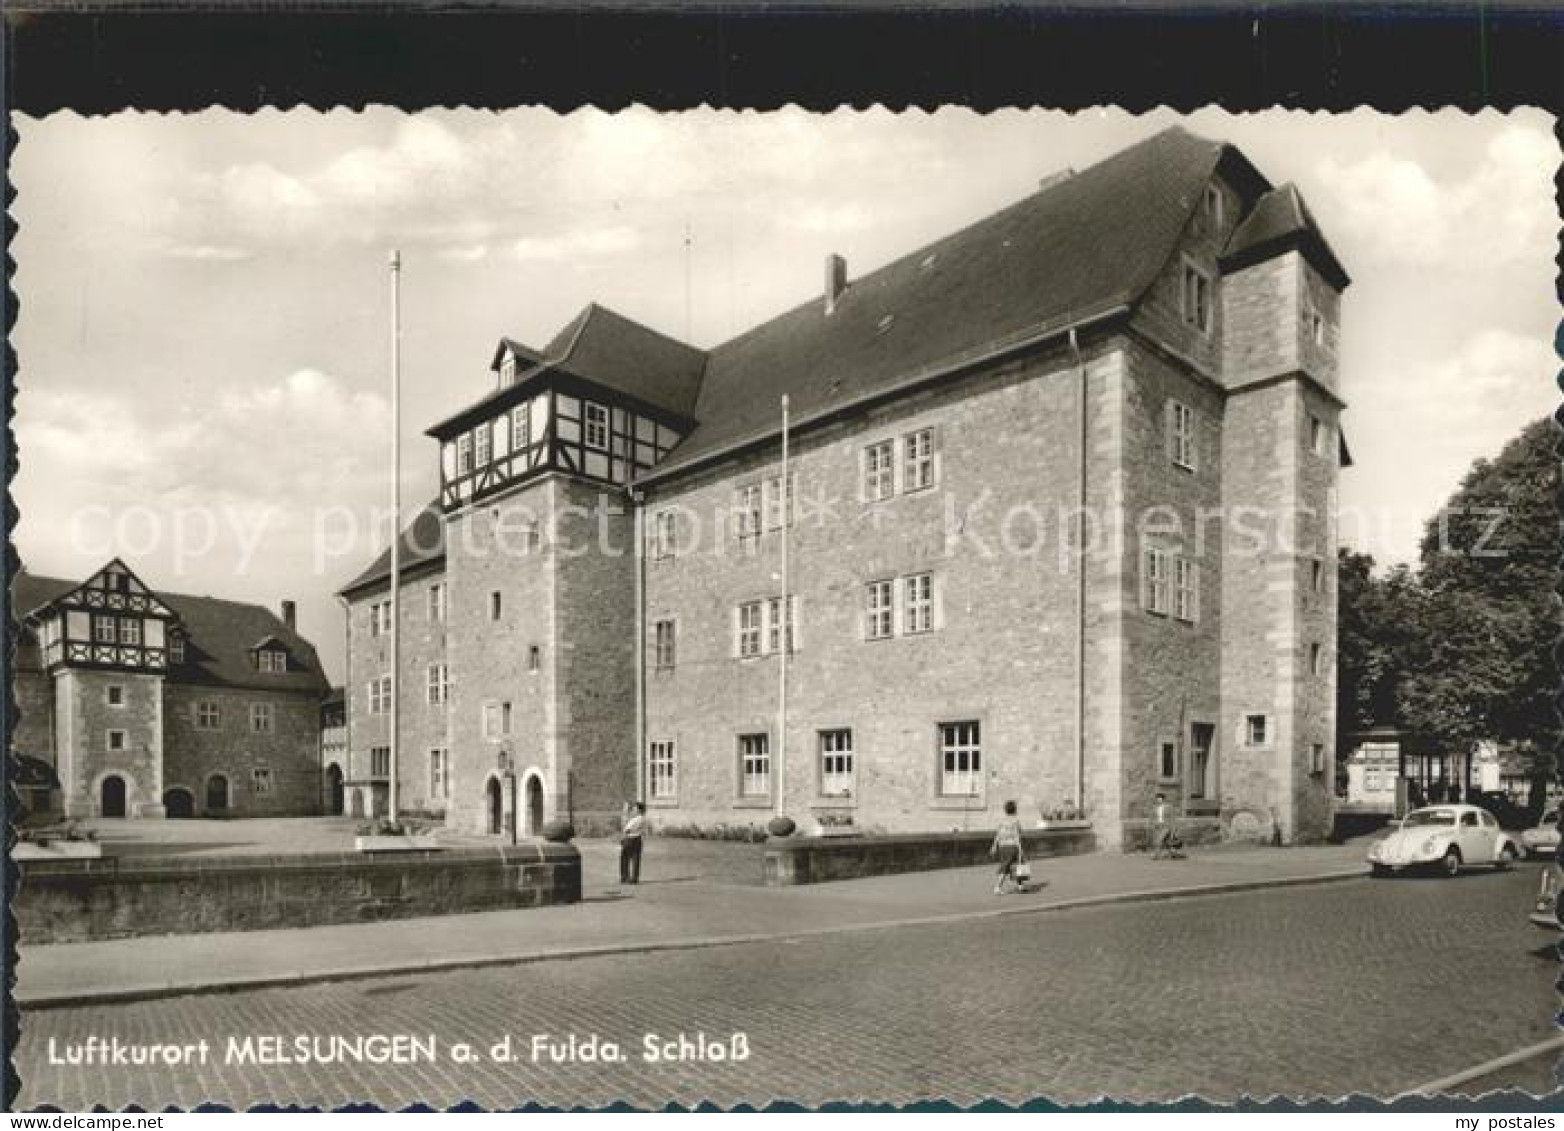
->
56;669;163;818
764;826;1096;885
15;843;581;944
12;664;56;761
345;562;451;817
163;684;323;817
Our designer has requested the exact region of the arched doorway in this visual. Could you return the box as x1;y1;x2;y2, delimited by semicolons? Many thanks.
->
163;788;194;818
524;774;545;838
100;775;127;818
486;776;503;835
325;764;345;816
206;774;230;814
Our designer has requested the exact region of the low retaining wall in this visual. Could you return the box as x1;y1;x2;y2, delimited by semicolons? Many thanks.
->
16;844;581;945
764;826;1096;886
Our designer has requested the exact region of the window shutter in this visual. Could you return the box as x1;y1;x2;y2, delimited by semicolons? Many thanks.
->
1140;547;1153;611
890;436;903;496
1189;560;1201;622
1164;401;1177;462
731;605;741;659
929;426;943;488
856;447;869;504
892;576;904;637
931;574;945;631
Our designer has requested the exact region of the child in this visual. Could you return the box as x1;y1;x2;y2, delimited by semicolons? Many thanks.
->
990;800;1025;894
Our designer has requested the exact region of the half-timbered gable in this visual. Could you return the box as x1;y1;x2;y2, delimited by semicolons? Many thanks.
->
28;558;177;674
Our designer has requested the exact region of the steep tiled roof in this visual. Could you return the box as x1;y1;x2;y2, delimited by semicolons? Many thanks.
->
1221;182;1350;289
339;500;446;596
544;303;707;420
10;568;329;694
647;126;1229;479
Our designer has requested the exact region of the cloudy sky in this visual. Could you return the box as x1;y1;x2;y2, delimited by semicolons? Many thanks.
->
11;107;1557;681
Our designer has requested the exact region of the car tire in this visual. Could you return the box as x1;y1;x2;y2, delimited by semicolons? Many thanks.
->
1370;864;1391;878
1442;846;1462;877
1498;844;1518;870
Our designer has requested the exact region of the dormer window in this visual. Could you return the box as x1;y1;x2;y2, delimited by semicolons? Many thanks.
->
499;354;518;388
1181;260;1213;335
258;649;287;674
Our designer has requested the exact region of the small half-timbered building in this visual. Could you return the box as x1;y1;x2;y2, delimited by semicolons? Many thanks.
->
11;559;331;818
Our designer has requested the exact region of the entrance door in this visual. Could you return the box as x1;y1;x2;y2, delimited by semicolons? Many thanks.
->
163;788;194;818
1188;723;1215;801
486;777;503;835
100;775;127;818
326;764;345;815
206;774;230;814
525;775;544;837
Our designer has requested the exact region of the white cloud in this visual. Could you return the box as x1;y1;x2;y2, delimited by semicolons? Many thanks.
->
435;243;489;263
1317;124;1557;267
161;244;254;262
512;225;640;263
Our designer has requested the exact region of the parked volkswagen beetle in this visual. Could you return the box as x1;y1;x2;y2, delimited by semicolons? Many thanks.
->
1367;804;1523;877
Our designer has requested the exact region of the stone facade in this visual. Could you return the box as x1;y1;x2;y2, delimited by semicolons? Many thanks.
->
163;684;323;817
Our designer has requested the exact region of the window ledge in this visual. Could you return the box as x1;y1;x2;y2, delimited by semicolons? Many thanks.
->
929;796;987;811
732;797;773;810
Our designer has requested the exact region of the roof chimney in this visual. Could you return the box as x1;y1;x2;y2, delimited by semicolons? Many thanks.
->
824;253;848;316
281;600;296;631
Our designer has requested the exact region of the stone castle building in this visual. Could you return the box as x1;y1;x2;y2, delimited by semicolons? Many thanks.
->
11;559;331;818
339;127;1350;846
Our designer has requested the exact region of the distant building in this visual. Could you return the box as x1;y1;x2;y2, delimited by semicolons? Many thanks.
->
342;126;1351;846
11;559;331;818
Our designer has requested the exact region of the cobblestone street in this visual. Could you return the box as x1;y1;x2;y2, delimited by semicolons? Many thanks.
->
17;865;1558;1110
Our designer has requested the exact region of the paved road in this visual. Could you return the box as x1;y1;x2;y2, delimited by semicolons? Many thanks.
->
17;866;1557;1109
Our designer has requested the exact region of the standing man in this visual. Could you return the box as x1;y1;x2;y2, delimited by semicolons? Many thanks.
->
620;800;646;886
1151;793;1172;859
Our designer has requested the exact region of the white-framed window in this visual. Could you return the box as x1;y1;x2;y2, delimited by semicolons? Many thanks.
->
369;600;392;637
734;484;762;540
737;601;764;658
482;700;512;740
819;729;854;798
512;403;531;449
583;401;610;451
1159;740;1179;782
1309;642;1323;677
903;428;935;492
499;355;518;387
427;663;450;706
648;740;677;801
370;746;390;778
1141;545;1171;615
1168;400;1197;470
368;675;392;715
1246;714;1268;747
106;685;125;707
106;729;128;752
654;619;676;670
1311;743;1327;775
1181;261;1212;334
651;510;678;559
119;617;142;646
738;733;771;797
250;702;274;734
1174;558;1200;623
938;720;982;798
195;701;220;730
170;637;186;664
457;433;473;475
428;582;446;622
251;767;273;795
489;590;503;621
1203;183;1224;226
258;649;286;674
475;421;492;466
904;573;933;634
865;580;894;641
763;473;794;531
863;440;895;501
430;748;448;799
93;615;117;643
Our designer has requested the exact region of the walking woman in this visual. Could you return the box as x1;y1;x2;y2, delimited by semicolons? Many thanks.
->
990;800;1025;895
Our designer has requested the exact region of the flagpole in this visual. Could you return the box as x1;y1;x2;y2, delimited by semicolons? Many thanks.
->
776;394;789;820
388;249;402;824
